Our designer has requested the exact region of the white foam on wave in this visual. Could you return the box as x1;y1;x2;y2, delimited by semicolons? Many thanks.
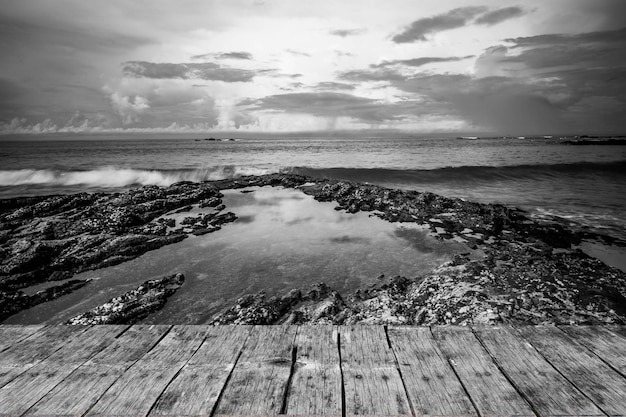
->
0;166;279;188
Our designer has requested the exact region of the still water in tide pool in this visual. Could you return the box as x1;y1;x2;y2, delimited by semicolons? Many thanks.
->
5;186;466;324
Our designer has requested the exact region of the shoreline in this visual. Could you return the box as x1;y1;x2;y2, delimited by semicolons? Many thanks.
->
1;173;625;325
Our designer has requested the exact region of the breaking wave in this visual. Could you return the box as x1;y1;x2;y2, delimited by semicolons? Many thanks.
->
0;166;279;188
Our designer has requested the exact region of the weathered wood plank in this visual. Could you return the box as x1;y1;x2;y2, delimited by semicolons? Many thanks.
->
0;325;125;417
341;326;410;416
0;325;44;352
24;325;171;417
561;325;626;375
432;326;535;416
286;325;341;415
607;324;626;339
215;325;298;415
85;325;208;417
149;326;251;416
0;325;88;390
388;326;476;416
518;325;626;416
474;325;604;416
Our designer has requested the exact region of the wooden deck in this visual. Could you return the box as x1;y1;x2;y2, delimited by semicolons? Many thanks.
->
0;325;625;416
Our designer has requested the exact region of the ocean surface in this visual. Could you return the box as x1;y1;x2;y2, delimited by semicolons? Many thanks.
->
2;133;626;241
2;133;626;324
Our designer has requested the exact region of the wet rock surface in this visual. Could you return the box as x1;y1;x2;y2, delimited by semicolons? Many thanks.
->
65;273;184;325
1;173;625;325
0;279;91;323
0;181;236;321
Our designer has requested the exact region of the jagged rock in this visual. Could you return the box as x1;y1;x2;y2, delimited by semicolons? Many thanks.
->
0;279;91;322
2;173;625;325
66;273;184;325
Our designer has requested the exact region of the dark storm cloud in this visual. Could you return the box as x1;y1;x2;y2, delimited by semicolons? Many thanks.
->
478;27;626;73
0;16;155;54
122;61;257;82
392;6;488;43
393;74;568;133
475;6;526;25
338;68;407;83
190;51;253;60
386;26;626;133
372;55;474;68
313;81;356;90
239;92;420;122
392;6;527;43
330;29;365;37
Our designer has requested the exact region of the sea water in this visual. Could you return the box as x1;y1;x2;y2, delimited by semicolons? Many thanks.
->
1;133;625;323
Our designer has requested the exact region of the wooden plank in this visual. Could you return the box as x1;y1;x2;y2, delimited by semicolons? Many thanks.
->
85;325;209;417
0;325;44;352
607;324;626;339
0;325;88;389
474;325;604;416
286;325;342;415
432;326;535;416
215;325;298;415
388;326;475;416
24;325;171;417
561;325;626;375
341;326;410;416
518;325;626;416
0;325;125;417
149;326;251;416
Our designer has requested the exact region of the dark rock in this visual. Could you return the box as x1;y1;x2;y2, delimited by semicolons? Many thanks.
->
66;273;184;325
0;279;91;322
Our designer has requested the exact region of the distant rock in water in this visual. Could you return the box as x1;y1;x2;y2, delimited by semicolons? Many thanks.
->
66;273;184;325
561;139;626;146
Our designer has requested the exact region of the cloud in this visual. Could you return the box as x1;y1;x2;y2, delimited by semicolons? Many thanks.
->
393;74;568;133
285;49;311;57
103;79;221;127
239;92;417;122
338;68;407;83
372;55;474;68
190;51;253;60
475;6;526;26
109;92;150;125
313;82;356;91
122;61;257;82
392;6;488;43
478;27;626;75
330;29;365;37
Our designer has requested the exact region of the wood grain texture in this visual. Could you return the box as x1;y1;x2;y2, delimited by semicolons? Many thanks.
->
215;325;298;415
474;325;604;416
560;325;626;375
431;326;535;417
286;325;342;416
25;325;170;417
0;324;623;417
388;326;476;416
0;325;44;353
0;325;125;417
86;325;209;417
341;326;410;416
518;325;626;416
149;325;251;416
0;325;88;391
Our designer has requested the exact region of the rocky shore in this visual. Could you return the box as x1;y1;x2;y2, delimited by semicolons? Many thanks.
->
66;273;184;325
1;173;625;324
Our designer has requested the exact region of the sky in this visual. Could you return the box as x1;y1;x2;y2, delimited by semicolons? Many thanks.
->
0;0;625;135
